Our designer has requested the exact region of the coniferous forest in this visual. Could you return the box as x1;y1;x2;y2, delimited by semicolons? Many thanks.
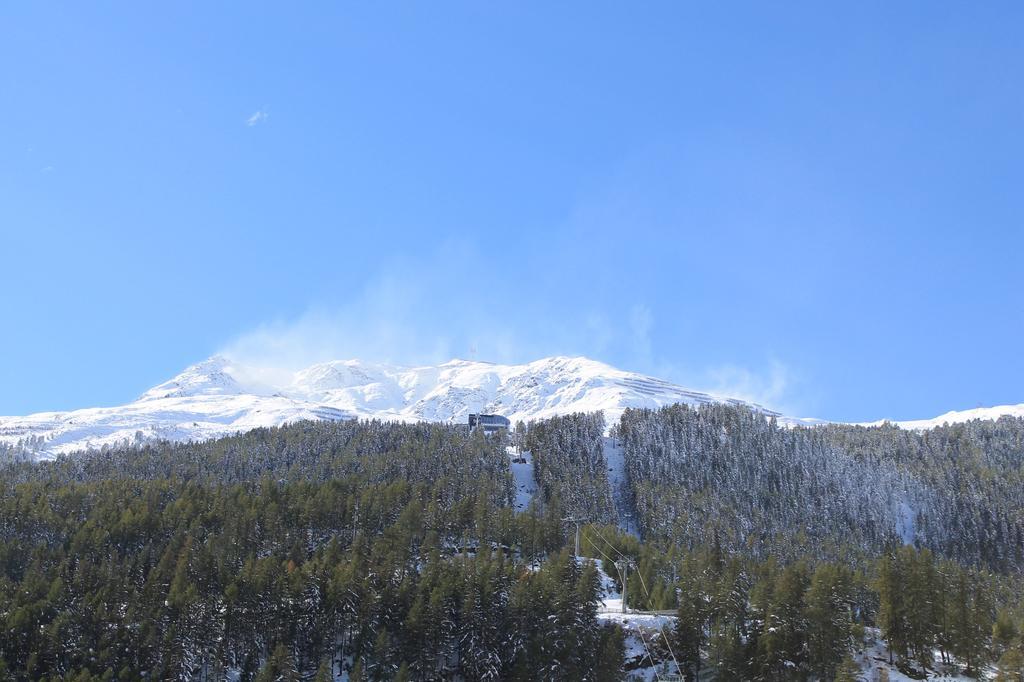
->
2;408;1024;680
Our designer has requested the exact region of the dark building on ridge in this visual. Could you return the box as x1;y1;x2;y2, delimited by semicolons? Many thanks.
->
468;413;510;435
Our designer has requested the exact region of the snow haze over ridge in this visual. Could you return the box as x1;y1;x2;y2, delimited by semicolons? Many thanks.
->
0;355;1020;458
0;355;790;457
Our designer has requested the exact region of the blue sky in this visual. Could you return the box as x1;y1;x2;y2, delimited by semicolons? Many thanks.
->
2;2;1022;421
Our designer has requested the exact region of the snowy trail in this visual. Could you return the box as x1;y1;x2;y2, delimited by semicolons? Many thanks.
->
508;446;537;512
895;499;916;545
603;436;639;536
587;556;679;679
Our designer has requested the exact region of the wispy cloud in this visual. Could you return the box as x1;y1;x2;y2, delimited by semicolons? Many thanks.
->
701;360;797;413
628;303;653;368
218;241;658;374
220;244;528;370
216;244;807;414
246;109;268;127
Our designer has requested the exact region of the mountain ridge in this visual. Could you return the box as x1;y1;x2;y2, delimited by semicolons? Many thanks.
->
1;354;1021;457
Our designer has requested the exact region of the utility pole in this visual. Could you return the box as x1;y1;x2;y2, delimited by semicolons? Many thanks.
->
614;561;622;614
564;517;580;556
615;559;637;614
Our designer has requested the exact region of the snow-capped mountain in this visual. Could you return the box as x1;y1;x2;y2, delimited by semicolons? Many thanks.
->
1;355;1021;458
861;403;1024;430
0;355;798;458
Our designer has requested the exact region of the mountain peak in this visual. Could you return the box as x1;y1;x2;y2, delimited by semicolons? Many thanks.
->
3;354;784;457
138;355;246;401
4;354;1021;458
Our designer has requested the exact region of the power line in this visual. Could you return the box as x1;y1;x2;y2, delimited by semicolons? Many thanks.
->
582;533;661;681
590;524;627;561
635;627;662;682
589;525;683;677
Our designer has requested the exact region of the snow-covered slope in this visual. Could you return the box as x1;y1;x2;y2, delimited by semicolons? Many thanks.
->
2;354;1020;458
0;355;794;458
865;403;1024;430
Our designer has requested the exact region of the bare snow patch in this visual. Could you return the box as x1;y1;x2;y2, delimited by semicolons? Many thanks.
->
603;436;639;536
507;446;537;512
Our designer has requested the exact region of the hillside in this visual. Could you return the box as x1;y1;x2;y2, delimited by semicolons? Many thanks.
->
1;354;1022;458
0;355;795;457
3;413;1021;680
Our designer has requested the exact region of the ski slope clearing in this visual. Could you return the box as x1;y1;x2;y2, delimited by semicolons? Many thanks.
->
507;446;537;512
604;436;639;536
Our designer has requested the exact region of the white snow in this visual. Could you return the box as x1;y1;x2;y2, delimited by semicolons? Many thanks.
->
0;355;793;458
862;403;1024;431
855;628;995;681
587;555;679;678
598;606;676;631
3;354;1021;458
603;436;639;536
895;500;916;545
507;446;537;512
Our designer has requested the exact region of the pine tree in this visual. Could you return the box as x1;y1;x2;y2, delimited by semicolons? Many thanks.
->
349;657;364;682
995;644;1024;682
312;658;332;682
709;560;750;681
758;561;809;679
674;579;709;681
594;625;625;682
805;563;854;681
254;643;299;682
994;610;1019;657
903;547;938;668
833;653;862;681
876;553;907;663
949;567;992;675
394;661;412;682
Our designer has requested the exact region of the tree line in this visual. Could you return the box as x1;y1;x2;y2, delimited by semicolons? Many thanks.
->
2;409;1024;679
